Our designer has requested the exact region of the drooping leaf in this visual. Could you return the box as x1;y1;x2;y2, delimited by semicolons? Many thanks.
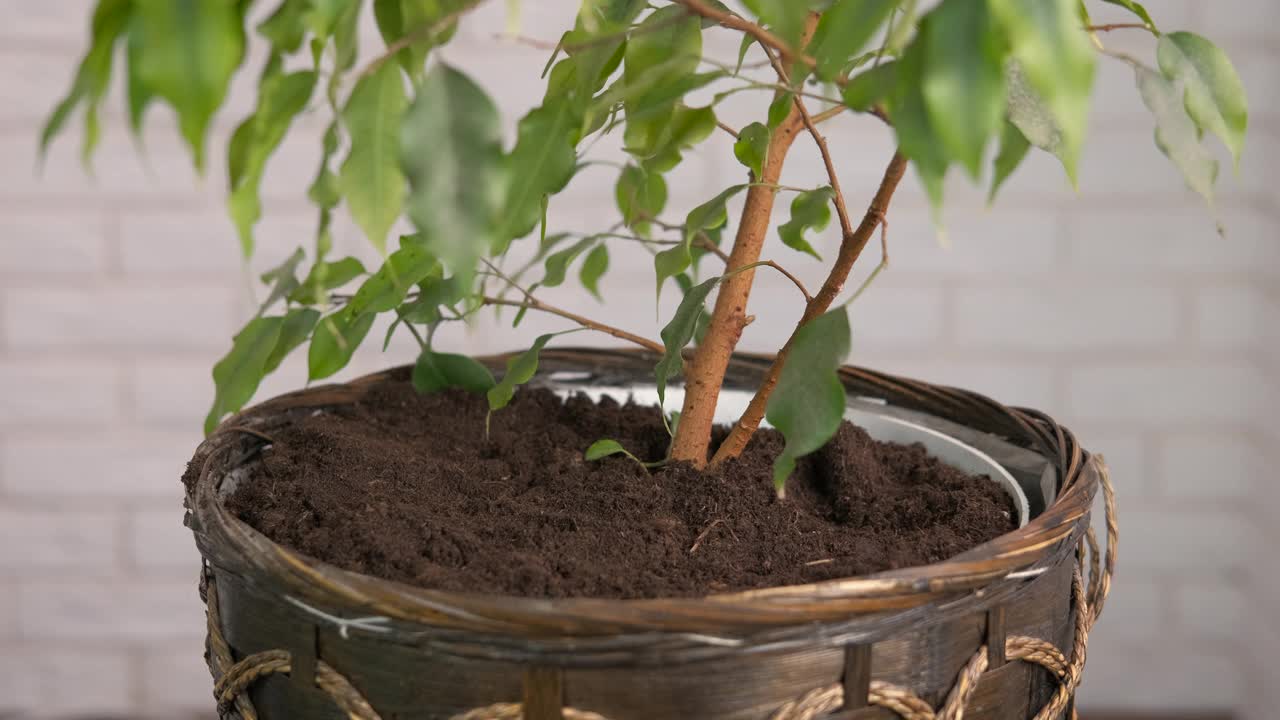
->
766;308;851;496
655;184;746;299
615;164;667;233
988;0;1095;182
498;97;584;249
349;243;440;315
488;332;570;412
127;0;248;170
205;316;285;435
308;309;376;381
621;6;702;154
1134;62;1219;205
1005;61;1070;177
1156;32;1248;168
259;248;306;313
989;119;1031;203
842;61;896;112
655;276;719;405
584;438;628;461
413;350;496;394
373;0;463;78
40;0;131;167
579;244;609;300
808;0;897;81
1100;0;1156;31
767;91;793;129
778;187;834;259
228;67;318;257
643;104;717;172
402;63;506;288
733;122;770;177
340;62;408;254
259;0;309;53
654;246;692;302
564;0;645;103
309;121;342;257
735;34;756;75
541;238;596;288
921;0;1006;178
265;307;321;373
889;36;948;209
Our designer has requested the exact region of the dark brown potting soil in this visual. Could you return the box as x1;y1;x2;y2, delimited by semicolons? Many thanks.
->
223;378;1017;599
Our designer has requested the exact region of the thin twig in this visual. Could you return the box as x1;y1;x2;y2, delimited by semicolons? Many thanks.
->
1085;22;1153;33
847;217;890;305
358;0;489;80
716;120;741;139
675;0;816;71
480;296;664;354
811;105;845;124
689;519;724;554
761;260;812;302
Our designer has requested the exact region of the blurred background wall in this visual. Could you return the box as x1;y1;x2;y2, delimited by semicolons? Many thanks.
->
0;1;1275;717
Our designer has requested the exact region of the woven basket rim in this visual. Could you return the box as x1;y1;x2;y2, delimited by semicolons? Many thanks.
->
187;347;1098;637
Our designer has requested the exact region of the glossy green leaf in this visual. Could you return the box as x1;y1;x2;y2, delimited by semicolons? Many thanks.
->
289;257;366;304
842;61;896;112
655;276;718;405
205;316;285;435
889;37;948;209
402;63;506;287
349;243;440;315
1100;0;1156;30
488;332;568;412
615;164;667;233
622;6;702;154
308;309;376;381
1156;32;1248;168
259;0;309;53
988;0;1095;181
564;0;645;101
579;244;609;300
921;0;1006;178
128;0;248;171
643;104;717;172
541;238;596;288
498;97;582;249
264;307;321;373
413;350;496;394
685;185;747;245
40;0;131;167
765;308;851;496
778;187;834;259
228;67;317;257
340;62;408;254
808;0;897;81
733;122;769;177
767;92;793;129
735;34;755;75
1134;62;1219;204
584;438;628;461
1005;62;1070;177
989;120;1031;203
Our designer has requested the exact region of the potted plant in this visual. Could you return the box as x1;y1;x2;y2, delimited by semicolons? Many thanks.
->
47;0;1247;718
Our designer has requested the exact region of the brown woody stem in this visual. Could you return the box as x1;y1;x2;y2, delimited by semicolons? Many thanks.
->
480;296;664;355
709;151;907;466
667;14;819;467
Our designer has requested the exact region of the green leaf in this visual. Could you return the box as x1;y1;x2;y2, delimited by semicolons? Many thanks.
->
778;187;834;259
259;248;305;313
541;237;596;288
988;0;1095;181
735;34;755;75
1134;62;1219;205
265;307;321;374
127;0;247;171
615;164;667;233
402;63;506;287
655;276;719;405
40;0;131;166
766;308;851;496
205;316;285;435
733;122;770;177
989;120;1031;203
685;184;747;245
842;61;896;112
340;62;408;254
259;0;309;53
1100;0;1156;30
349;243;440;315
1005;61;1071;178
643;104;717;172
767;92;793;129
373;0;461;77
308;310;376;381
741;0;812;48
654;246;692;301
889;38;948;209
1156;32;1248;168
289;257;366;304
921;0;1006;178
228;67;318;257
413;350;496;394
584;438;628;461
808;0;897;82
498;97;583;249
579;244;609;300
622;6;702;154
488;332;567;412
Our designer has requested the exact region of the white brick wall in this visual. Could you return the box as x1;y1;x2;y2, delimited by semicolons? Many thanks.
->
0;1;1275;718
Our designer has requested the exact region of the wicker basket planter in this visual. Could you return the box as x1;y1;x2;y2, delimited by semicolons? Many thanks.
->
185;348;1116;720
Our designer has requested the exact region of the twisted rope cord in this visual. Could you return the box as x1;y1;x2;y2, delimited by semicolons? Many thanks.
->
448;703;611;720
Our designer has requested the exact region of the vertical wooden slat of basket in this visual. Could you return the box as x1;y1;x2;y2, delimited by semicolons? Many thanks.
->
523;667;566;720
841;644;873;710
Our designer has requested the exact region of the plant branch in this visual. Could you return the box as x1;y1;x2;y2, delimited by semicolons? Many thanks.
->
1085;22;1154;33
480;296;664;354
710;150;908;466
675;0;817;72
811;105;846;124
359;0;490;80
760;260;811;302
716;120;741;139
667;13;820;467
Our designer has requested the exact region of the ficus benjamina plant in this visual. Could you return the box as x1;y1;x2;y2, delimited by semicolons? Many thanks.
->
47;0;1248;497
